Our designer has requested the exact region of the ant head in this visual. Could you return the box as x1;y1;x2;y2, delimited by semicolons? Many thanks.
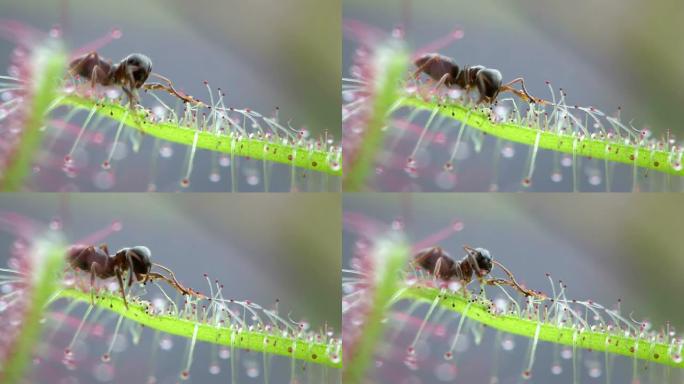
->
476;68;503;100
126;246;152;275
120;53;152;88
464;246;493;276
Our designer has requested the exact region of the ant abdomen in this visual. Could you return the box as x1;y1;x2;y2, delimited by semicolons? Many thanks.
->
414;54;460;87
413;247;456;280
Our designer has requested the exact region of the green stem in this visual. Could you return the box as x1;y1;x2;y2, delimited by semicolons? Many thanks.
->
57;95;342;176
343;42;409;191
344;238;409;383
1;44;67;191
56;288;342;368
400;284;684;369
401;96;684;177
3;236;66;384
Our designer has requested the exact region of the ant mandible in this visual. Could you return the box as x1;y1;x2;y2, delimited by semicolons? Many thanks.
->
413;53;548;106
412;245;546;299
67;244;205;309
68;52;202;109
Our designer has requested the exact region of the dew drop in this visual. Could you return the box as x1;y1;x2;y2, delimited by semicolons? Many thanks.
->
246;365;260;378
180;178;190;188
521;370;532;380
560;347;573;359
93;171;115;190
179;370;190;380
448;89;463;100
219;156;230;167
551;364;562;375
105;89;121;100
49;218;62;230
501;337;515;351
159;336;173;350
209;364;220;375
443;351;453;360
101;353;110;363
550;172;563;183
560;155;573;167
93;362;114;382
101;161;111;170
159;144;173;158
435;171;457;190
672;354;682;363
588;175;602;186
152;105;167;120
111;28;122;39
218;347;230;359
521;178;532;187
391;219;404;231
246;175;260;186
111;221;122;231
501;144;515;158
588;366;602;378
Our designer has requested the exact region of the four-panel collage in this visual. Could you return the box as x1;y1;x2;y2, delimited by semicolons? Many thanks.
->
0;0;683;383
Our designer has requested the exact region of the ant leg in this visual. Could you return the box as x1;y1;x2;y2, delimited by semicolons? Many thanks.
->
89;65;107;91
143;80;203;106
152;263;206;298
459;281;469;298
89;262;101;306
430;73;452;97
501;78;548;105
144;271;205;299
114;268;129;309
120;86;138;110
489;260;546;299
433;257;442;280
68;51;99;77
411;55;441;83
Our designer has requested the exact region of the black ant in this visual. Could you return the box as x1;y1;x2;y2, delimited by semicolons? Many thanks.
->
68;52;202;109
412;53;547;105
412;245;545;299
67;244;205;309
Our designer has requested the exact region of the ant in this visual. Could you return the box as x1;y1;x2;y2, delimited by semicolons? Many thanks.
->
68;52;202;109
412;53;547;105
67;244;205;309
412;245;545;299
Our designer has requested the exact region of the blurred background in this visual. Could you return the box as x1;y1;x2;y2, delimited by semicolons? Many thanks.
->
344;193;684;383
0;0;340;191
344;0;684;192
0;193;341;383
